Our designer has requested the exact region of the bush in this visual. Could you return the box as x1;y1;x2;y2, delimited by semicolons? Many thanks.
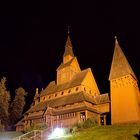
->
72;126;78;134
24;123;47;133
75;122;84;129
72;118;97;133
64;128;71;134
83;118;97;128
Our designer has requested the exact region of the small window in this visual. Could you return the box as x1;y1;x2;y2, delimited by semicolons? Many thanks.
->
43;97;45;100
76;87;79;91
61;92;64;95
49;96;51;99
68;89;71;93
84;87;86;91
55;94;57;97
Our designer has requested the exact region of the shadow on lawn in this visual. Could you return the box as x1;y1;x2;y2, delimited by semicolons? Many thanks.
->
134;131;140;140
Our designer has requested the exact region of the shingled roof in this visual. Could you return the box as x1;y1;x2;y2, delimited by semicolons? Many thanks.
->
40;68;89;96
26;101;47;113
27;91;97;113
57;57;74;70
63;35;74;57
53;105;100;115
109;37;137;80
95;93;109;104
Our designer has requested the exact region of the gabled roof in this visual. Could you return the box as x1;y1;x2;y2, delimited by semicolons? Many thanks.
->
40;68;89;96
63;35;74;57
26;101;47;113
109;37;137;80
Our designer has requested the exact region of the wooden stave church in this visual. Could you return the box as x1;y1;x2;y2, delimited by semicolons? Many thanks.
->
16;34;140;132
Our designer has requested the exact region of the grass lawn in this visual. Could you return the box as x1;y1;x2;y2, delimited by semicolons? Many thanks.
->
50;124;140;140
0;131;23;139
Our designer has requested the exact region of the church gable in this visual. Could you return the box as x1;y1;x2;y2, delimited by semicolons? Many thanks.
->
70;57;81;72
81;68;100;96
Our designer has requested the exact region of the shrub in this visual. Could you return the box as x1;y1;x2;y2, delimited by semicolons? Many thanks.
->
72;118;97;133
83;118;97;128
64;128;71;134
24;123;47;133
72;126;78;134
75;121;84;129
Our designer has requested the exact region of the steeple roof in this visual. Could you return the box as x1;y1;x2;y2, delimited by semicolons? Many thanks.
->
109;37;137;80
63;35;74;57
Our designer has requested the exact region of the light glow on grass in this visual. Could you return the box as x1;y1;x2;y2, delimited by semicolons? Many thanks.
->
48;127;64;139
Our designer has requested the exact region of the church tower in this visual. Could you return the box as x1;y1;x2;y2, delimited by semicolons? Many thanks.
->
56;33;81;85
109;37;140;124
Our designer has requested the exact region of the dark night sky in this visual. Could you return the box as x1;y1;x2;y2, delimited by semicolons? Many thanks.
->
0;1;140;109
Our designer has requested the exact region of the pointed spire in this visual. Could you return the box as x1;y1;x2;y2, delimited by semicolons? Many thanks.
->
109;36;137;80
63;27;74;57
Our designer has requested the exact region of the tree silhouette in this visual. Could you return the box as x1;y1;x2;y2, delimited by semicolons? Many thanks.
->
0;77;27;131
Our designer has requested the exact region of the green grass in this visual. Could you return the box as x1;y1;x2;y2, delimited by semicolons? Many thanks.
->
0;131;23;139
1;125;140;140
51;124;140;140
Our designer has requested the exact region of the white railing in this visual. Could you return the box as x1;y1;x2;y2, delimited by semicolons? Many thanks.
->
12;130;42;140
12;128;51;140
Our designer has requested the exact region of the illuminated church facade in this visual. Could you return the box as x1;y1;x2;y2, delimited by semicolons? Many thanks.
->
16;34;140;131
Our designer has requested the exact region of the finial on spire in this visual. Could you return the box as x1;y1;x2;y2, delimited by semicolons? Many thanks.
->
114;36;118;45
36;88;39;95
68;25;70;34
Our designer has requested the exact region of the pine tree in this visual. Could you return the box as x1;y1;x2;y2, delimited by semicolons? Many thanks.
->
10;87;27;123
0;77;27;131
0;77;10;127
